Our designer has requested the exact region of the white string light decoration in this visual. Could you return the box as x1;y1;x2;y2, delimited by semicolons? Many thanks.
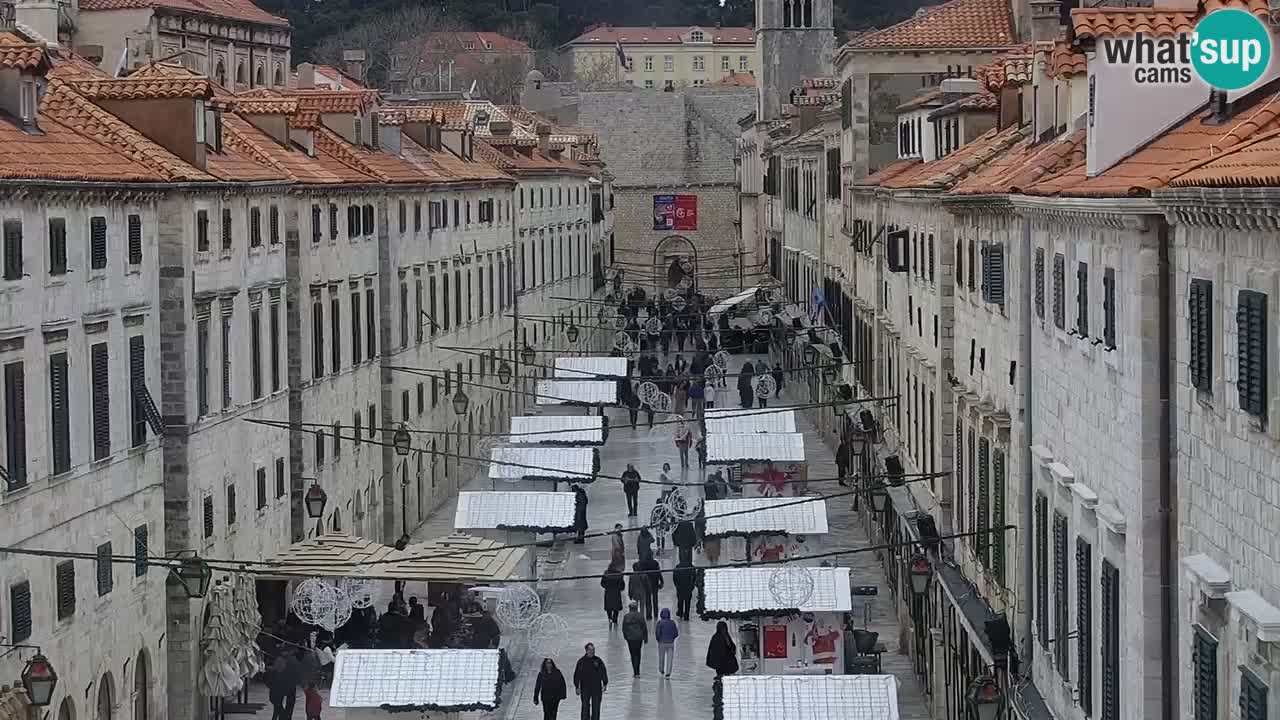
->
714;351;731;371
755;307;774;326
672;295;688;312
651;391;673;414
495;585;542;630
528;613;571;655
613;316;629;331
704;365;723;384
624;341;640;358
754;375;777;399
613;331;631;351
662;486;703;521
663;288;678;301
637;382;660;406
644;317;663;336
340;577;378;610
291;579;353;631
649;502;676;538
768;566;816;608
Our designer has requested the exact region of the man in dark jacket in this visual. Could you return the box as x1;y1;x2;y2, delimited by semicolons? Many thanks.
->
634;552;663;620
268;651;303;720
620;601;648;677
572;485;589;544
621;464;641;517
836;438;851;487
672;519;698;566
573;643;608;720
672;561;698;621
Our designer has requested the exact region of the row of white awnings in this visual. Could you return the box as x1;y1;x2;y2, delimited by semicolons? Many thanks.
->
718;675;900;720
555;356;628;379
257;532;528;583
706;432;806;464
701;566;851;614
508;414;604;445
705;407;797;434
487;446;594;481
708;287;760;321
535;379;618;405
453;491;577;532
330;649;501;710
703;497;829;538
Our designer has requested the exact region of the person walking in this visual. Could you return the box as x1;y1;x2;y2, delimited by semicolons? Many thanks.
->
626;388;640;429
573;644;608;720
621;464;641;517
572;485;589;544
533;658;567;720
621;601;648;677
610;524;626;566
654;608;680;677
303;684;322;720
706;621;740;677
672;561;697;621
704;381;716;411
601;561;625;628
695;432;707;468
772;363;785;398
673;381;688;415
689;380;705;416
674;423;693;469
836;437;851;487
737;362;755;409
635;551;663;619
672;518;698;566
268;649;302;720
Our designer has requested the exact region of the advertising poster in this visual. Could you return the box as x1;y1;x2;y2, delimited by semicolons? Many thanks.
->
653;194;698;231
673;194;698;230
763;624;788;659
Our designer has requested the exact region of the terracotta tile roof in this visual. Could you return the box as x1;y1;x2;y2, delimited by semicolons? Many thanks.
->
1047;41;1087;78
309;64;366;90
874;124;1025;191
897;88;944;113
205;139;288;181
401;137;512;183
846;0;1016;50
854;158;921;188
420;31;533;53
930;90;999;119
79;0;288;26
313;127;427;184
46;48;112;79
286;89;380;114
126;61;203;79
951;130;1087;195
472;139;591;176
568;25;753;45
712;71;756;87
71;76;212;100
232;96;299;115
40;78;213;181
1028;92;1280;197
0;31;47;70
0;112;165;182
1168;128;1280;187
1070;0;1268;41
227;113;374;184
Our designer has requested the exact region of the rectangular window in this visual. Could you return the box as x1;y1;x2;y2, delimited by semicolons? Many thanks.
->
197;315;210;415
1102;267;1117;348
1238;289;1268;417
133;525;148;577
400;281;409;349
1053;253;1066;329
1035;492;1049;648
202;495;213;538
0;361;24;488
982;243;1005;306
1189;279;1213;391
221;307;232;409
1100;559;1120;720
197;209;210;252
96;542;113;596
1077;261;1090;336
1053;511;1069;674
351;291;363;364
454;269;462;326
401;389;410;421
129;336;147;447
9;581;31;641
314;428;324;466
311;294;325;378
366;287;376;357
250;307;262;399
368;404;376;438
362;205;374;236
954;420;965;535
270;205;280;245
644;56;653;71
347;205;359;239
311;205;322;244
221;208;232;251
49;352;70;475
329;203;338;240
127;214;142;265
332;422;341;458
664;55;673;72
1078;538;1094;716
399;200;406;233
90;343;110;460
740;55;749;70
415;279;424;344
432;376;439;408
417;382;425;414
89;216;107;270
354;412;362;446
48;217;67;275
1034;247;1045;319
270;301;281;392
442;271;450;332
1241;670;1267;720
330;296;341;372
250;207;262;247
256;466;267;510
225;483;236;526
55;561;75;620
976;437;990;564
990;448;1005;584
414;201;422;232
721;55;729;71
429;274;438;336
275;457;285;498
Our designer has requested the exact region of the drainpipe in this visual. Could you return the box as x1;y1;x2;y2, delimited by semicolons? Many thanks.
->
1157;218;1176;720
1019;212;1034;664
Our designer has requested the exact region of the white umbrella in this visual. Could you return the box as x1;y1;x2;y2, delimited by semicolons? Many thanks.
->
232;574;265;678
199;581;244;698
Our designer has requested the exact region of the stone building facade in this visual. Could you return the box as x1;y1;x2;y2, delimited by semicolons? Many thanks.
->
563;25;756;90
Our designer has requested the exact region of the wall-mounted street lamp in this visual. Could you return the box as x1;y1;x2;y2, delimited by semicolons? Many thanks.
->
452;388;470;416
520;344;537;367
170;555;213;599
304;483;328;519
908;554;932;597
565;322;580;344
866;478;889;513
966;675;1005;720
393;424;412;457
497;360;513;385
21;653;58;706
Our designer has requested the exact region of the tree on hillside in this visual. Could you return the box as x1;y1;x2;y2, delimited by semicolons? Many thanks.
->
311;5;463;90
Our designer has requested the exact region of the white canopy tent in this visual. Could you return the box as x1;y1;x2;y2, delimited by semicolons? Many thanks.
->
701;567;852;616
703;497;829;538
716;674;900;720
707;433;806;464
329;649;501;712
534;379;618;406
453;491;577;533
488;446;594;482
508;414;605;445
709;287;760;321
555;356;628;379
705;408;798;435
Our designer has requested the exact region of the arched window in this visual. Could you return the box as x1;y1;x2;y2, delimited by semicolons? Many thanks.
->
254;66;264;86
235;62;246;86
794;0;804;28
273;65;283;86
803;0;812;27
58;697;75;720
331;508;341;532
133;651;149;720
97;673;115;720
782;0;792;27
214;61;225;86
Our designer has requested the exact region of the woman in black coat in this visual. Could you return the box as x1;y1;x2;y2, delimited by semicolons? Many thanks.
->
737;362;755;409
533;658;567;720
572;485;589;544
600;561;625;628
706;621;740;677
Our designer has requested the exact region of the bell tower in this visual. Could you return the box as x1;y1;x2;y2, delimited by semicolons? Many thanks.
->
756;0;835;121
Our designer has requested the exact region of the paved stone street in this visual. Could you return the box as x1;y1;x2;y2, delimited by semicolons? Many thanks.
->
243;361;932;720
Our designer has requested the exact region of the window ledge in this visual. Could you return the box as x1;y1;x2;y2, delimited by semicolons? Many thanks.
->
1047;462;1075;489
1182;553;1231;599
1095;503;1126;536
1069;481;1098;508
1226;590;1280;642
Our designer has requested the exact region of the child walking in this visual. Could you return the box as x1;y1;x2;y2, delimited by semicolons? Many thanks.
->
304;683;322;720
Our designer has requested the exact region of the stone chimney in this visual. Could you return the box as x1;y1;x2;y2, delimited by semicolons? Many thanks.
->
940;77;981;104
14;0;59;47
1028;0;1061;45
536;123;551;153
296;62;316;89
342;49;366;85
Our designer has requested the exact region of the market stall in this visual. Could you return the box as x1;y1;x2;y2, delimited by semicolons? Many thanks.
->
453;490;577;569
329;648;501;720
705;407;798;435
507;414;606;446
487;446;596;490
706;433;807;497
555;356;628;379
703;497;829;564
534;379;618;415
700;566;852;675
713;673;900;720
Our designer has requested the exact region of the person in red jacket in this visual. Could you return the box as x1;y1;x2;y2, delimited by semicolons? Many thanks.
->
303;684;322;720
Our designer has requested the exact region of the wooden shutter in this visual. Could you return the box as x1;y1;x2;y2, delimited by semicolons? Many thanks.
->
991;448;1006;585
330;296;341;371
48;352;69;474
95;541;112;596
362;204;374;235
225;483;236;525
48;217;67;275
414;201;422;232
1053;253;1066;329
1192;625;1217;720
55;560;75;620
256;466;267;509
250;206;262;247
983;243;1005;306
4;361;25;487
127;213;142;265
275;457;285;498
1034;247;1045;319
927;233;935;283
1100;559;1120;720
840;79;852;129
219;310;231;408
1103;267;1117;349
1053;511;1069;672
1237;289;1268;417
9;581;31;641
954;420;965;534
1036;493;1049;647
90;216;107;269
311;205;322;244
133;525;148;577
365;287;376;358
250;308;262;399
221;208;232;250
976;437;990;564
270;205;280;245
2;219;22;280
329;204;338;239
203;495;214;538
968;238;977;289
197;210;209;252
91;343;110;459
1189;279;1213;391
1077;261;1090;336
398;200;406;233
270;300;281;391
351;291;362;364
129;336;147;446
347;205;358;238
311;296;324;378
967;429;976;549
1239;669;1267;720
1078;539;1094;716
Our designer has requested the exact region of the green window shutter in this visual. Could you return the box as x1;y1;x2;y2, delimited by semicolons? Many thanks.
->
1189;279;1213;391
1237;289;1268;417
1193;626;1217;720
